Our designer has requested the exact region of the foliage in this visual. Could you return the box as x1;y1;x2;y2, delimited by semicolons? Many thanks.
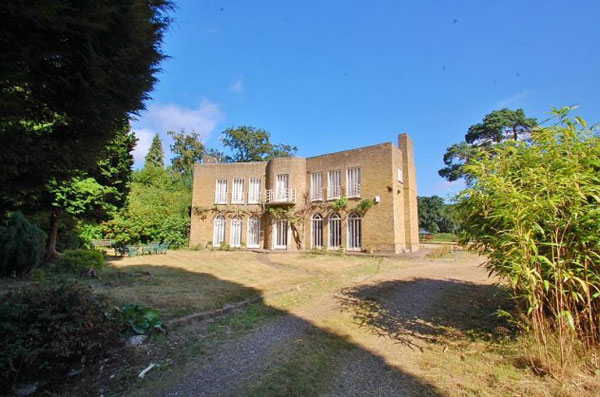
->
417;195;460;233
115;304;163;335
356;198;375;213
0;0;172;196
49;176;115;218
439;109;538;182
456;108;600;365
221;125;297;162
0;211;46;277
78;222;103;243
101;166;190;247
0;283;121;391
145;133;165;169
56;249;106;273
168;130;205;180
332;196;348;211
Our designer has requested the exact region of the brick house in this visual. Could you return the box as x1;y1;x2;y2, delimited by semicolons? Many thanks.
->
189;134;419;253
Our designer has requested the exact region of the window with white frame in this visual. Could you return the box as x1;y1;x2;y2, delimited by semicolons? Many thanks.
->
327;170;341;200
311;214;323;248
328;213;341;249
230;217;242;247
398;167;403;183
231;179;244;204
310;173;323;201
247;216;260;248
215;179;228;204
347;212;362;251
248;178;261;203
273;219;288;249
213;215;225;246
275;174;289;201
346;167;361;197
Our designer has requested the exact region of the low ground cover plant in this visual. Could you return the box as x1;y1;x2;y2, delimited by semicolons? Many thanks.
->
0;283;121;393
115;303;164;335
457;108;600;373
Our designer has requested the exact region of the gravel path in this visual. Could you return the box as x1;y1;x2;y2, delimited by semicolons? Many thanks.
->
158;251;489;396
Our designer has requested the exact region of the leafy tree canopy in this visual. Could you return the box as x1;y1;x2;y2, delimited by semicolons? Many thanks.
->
168;130;205;180
0;0;172;196
439;108;537;182
145;133;165;169
221;126;298;162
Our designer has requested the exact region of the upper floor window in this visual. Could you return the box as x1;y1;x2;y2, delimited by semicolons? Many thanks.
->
275;174;289;201
231;179;244;204
327;170;341;200
398;167;403;183
248;178;261;203
310;173;323;201
215;179;227;204
346;167;361;197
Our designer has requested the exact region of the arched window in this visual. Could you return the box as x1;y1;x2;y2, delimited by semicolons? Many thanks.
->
247;216;260;248
213;215;225;246
230;216;242;247
311;214;323;248
328;213;341;249
347;212;362;251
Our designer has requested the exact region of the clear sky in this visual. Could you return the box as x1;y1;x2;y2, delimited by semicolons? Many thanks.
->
131;0;600;198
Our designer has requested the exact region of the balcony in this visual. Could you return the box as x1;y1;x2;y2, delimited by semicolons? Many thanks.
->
265;188;296;205
326;185;342;200
347;183;361;198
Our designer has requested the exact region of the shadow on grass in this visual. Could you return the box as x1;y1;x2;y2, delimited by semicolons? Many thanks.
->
337;278;517;348
58;265;445;396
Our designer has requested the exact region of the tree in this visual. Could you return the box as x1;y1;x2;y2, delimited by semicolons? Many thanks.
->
44;125;136;259
417;196;445;233
0;0;171;200
439;109;537;182
145;133;165;169
221;126;297;162
168;130;205;181
456;108;600;357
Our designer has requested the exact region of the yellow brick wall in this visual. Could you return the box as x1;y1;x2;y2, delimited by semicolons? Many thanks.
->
189;135;419;253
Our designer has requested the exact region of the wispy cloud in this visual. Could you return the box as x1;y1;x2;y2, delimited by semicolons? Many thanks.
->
431;178;465;201
497;89;531;108
131;99;224;167
228;76;244;94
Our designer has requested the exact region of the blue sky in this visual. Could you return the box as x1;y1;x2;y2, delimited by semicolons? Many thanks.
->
131;0;600;198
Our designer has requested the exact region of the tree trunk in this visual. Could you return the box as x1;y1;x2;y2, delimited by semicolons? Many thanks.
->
44;208;60;262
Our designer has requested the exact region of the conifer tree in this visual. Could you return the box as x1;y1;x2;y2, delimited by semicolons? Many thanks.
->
145;133;164;168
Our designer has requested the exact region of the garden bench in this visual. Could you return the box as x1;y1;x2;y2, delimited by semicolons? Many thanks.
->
91;239;112;248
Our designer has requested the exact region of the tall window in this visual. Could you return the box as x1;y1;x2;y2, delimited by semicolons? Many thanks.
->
247;216;260;248
215;179;228;204
230;217;242;247
346;167;361;197
276;174;289;201
248;178;261;203
231;179;244;204
398;167;403;183
327;170;341;200
311;214;323;248
328;213;341;249
347;213;362;251
310;173;323;201
213;215;225;246
274;219;288;249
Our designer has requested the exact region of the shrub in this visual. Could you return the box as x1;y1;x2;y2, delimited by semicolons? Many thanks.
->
115;304;163;335
457;109;600;365
56;249;106;273
0;211;46;277
356;198;374;213
0;283;121;391
332;196;348;211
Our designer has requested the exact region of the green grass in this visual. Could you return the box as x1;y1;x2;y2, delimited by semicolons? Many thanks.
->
241;327;354;396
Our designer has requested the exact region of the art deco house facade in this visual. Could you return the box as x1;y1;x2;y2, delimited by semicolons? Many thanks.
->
190;134;419;253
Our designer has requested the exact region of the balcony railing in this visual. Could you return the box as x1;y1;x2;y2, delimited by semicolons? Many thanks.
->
230;191;245;204
327;185;342;200
347;183;361;198
266;188;296;204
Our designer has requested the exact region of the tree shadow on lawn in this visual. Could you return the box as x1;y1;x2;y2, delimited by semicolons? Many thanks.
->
84;265;445;396
337;278;517;349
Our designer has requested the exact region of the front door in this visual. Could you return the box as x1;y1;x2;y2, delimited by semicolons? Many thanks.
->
273;219;288;249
